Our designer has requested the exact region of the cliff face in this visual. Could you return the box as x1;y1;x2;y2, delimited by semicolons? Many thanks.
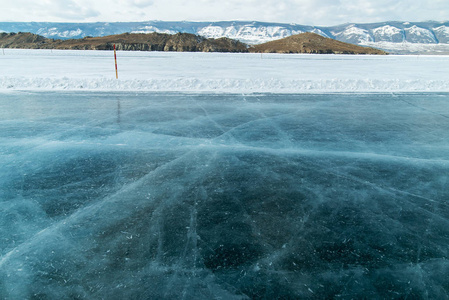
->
0;32;249;53
0;32;52;49
249;32;387;54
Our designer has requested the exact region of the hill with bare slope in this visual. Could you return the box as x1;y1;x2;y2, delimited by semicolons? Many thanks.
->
0;32;51;49
0;32;248;52
249;32;387;54
0;31;386;54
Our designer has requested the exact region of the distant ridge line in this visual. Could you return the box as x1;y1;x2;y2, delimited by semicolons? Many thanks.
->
1;20;448;54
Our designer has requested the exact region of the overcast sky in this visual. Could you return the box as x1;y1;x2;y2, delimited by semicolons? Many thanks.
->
1;0;448;26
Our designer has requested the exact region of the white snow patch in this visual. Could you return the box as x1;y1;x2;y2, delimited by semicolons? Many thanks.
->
36;28;83;38
433;25;449;42
434;25;449;34
373;25;402;36
198;26;225;38
404;26;436;43
61;29;83;38
361;41;449;54
131;26;177;35
311;29;330;38
372;25;404;42
198;25;296;44
334;25;373;43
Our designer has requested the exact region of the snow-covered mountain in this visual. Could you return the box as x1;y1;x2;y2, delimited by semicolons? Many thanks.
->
1;20;449;54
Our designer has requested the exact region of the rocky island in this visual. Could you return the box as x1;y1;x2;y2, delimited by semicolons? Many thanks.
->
249;32;387;54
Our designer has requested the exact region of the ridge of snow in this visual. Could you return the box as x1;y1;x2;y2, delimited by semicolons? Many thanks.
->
198;25;301;44
434;25;449;34
333;25;374;43
372;25;404;42
36;27;84;38
131;26;177;35
311;28;330;38
433;25;449;43
2;77;449;93
373;25;401;36
404;25;437;43
198;25;224;38
360;41;449;54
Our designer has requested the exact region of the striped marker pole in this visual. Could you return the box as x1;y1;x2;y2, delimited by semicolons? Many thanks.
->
114;44;118;79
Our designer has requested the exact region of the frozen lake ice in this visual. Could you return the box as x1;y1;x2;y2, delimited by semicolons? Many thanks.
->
1;91;449;298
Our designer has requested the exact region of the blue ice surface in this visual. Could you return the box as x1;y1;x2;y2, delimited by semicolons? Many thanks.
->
1;91;449;299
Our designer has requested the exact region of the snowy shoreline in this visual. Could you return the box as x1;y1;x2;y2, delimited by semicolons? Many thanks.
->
2;77;449;93
1;49;449;93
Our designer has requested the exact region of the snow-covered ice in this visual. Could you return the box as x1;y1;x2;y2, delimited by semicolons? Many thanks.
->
1;49;449;93
361;41;449;55
1;92;449;298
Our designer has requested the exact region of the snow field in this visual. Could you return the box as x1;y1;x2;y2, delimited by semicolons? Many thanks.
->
1;49;449;93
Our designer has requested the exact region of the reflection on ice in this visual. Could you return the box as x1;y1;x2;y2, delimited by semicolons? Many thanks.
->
1;92;449;299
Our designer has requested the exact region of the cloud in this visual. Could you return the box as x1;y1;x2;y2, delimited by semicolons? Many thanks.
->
1;0;448;24
0;0;100;22
128;0;154;9
52;0;100;20
281;0;449;25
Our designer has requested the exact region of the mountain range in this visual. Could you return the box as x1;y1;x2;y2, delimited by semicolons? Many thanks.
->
1;20;448;54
